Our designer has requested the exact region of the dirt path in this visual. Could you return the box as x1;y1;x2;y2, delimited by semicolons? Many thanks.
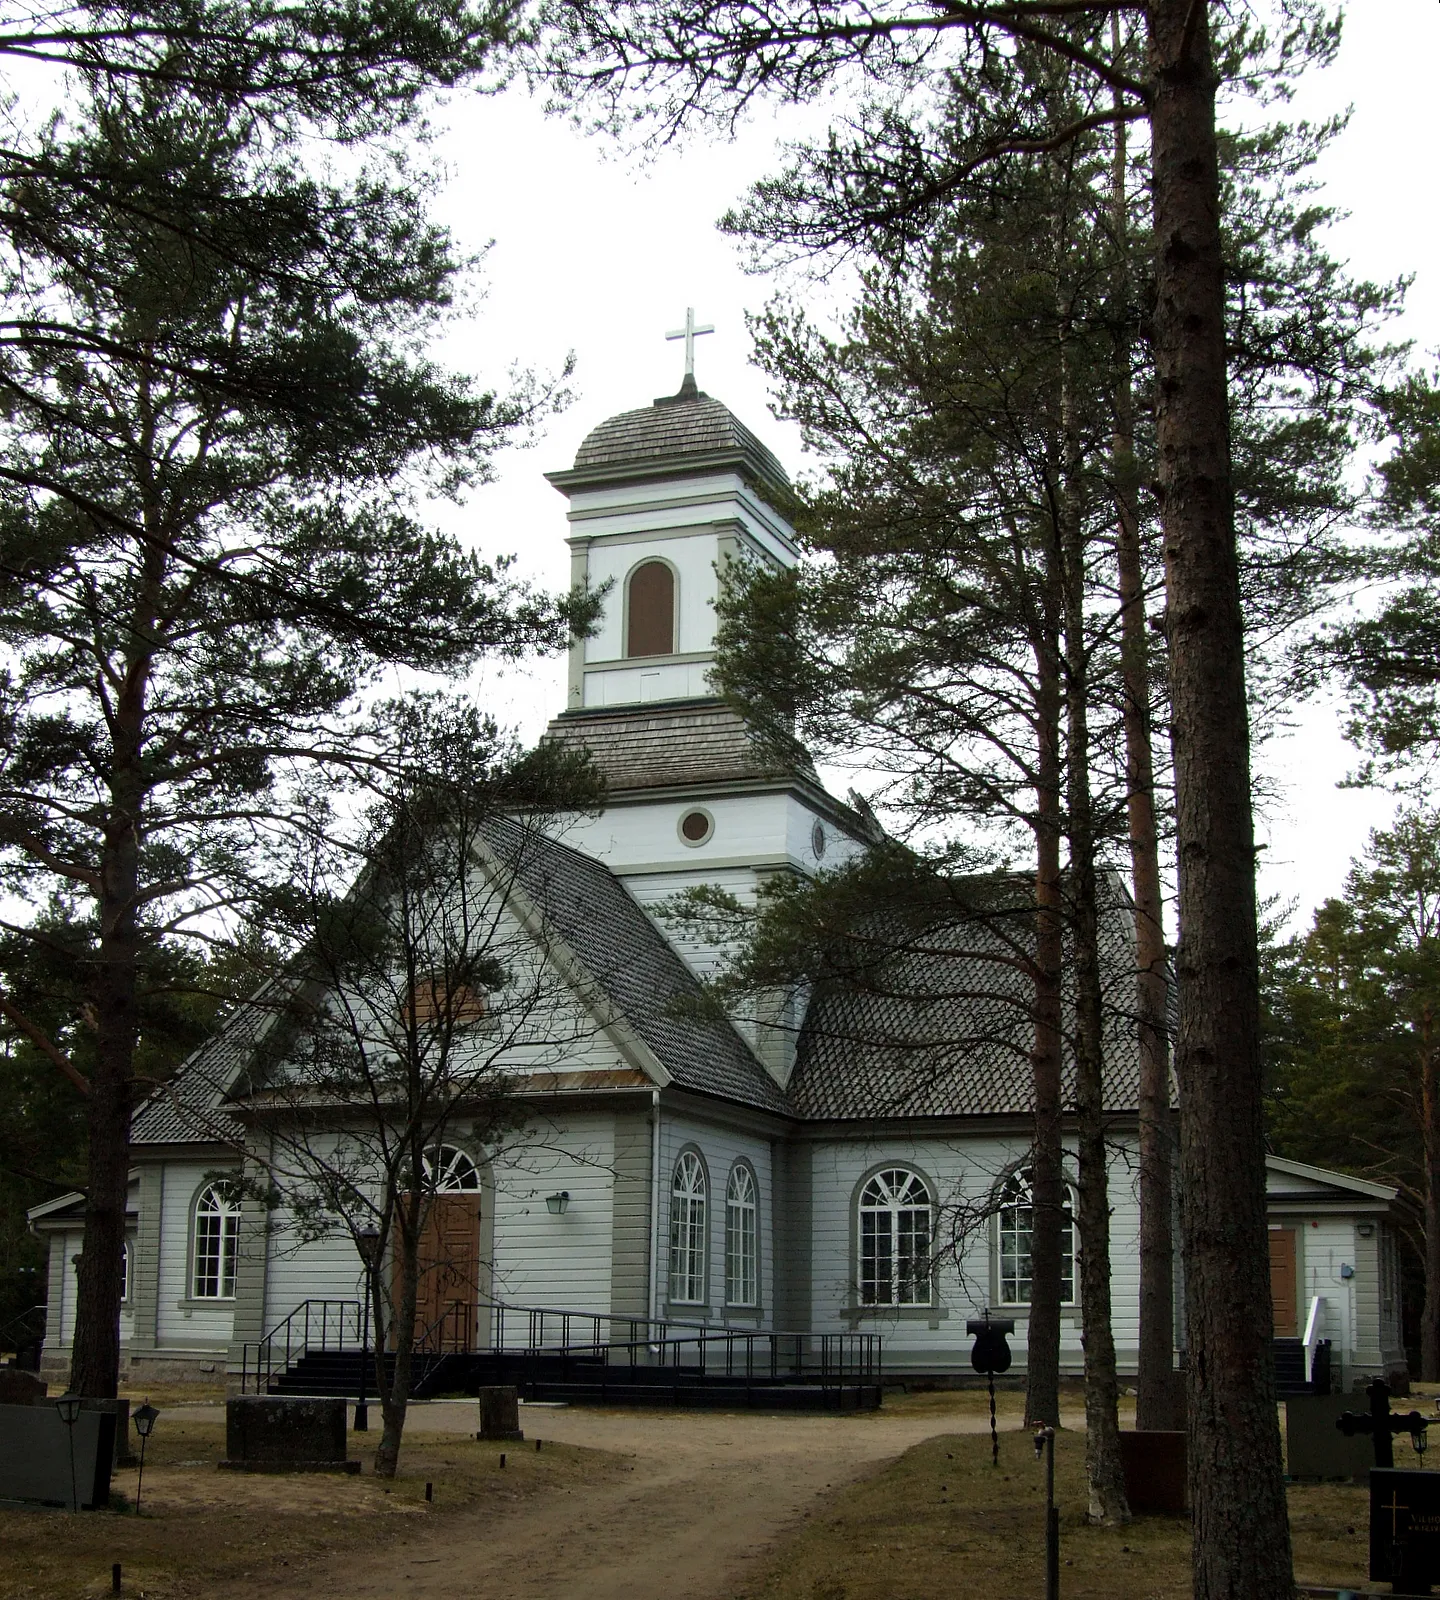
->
216;1398;1044;1600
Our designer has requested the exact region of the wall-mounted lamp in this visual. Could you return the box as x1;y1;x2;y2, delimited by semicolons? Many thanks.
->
1357;1223;1376;1239
545;1192;571;1215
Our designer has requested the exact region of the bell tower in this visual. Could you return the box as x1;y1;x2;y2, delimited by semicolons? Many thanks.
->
544;321;799;713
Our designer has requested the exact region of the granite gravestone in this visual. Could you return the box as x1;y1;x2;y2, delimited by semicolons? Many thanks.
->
1287;1393;1377;1481
220;1396;359;1473
1371;1468;1440;1594
0;1402;115;1508
477;1386;524;1442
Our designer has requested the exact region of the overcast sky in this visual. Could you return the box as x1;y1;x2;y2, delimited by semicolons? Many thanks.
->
419;2;1439;932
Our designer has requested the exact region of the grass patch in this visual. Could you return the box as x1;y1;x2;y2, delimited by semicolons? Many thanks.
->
744;1426;1376;1600
0;1414;614;1600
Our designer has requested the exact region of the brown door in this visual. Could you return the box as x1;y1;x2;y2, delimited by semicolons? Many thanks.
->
1268;1227;1298;1336
399;1194;481;1352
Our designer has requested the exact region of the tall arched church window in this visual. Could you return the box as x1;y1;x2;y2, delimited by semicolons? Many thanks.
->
858;1168;932;1306
626;560;675;658
997;1171;1075;1305
192;1182;240;1299
421;1145;482;1192
668;1150;707;1304
725;1163;758;1307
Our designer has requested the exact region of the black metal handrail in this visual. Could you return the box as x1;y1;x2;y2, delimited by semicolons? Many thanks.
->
0;1303;46;1368
241;1298;361;1395
241;1293;882;1404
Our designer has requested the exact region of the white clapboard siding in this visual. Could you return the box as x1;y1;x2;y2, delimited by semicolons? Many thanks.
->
657;1113;775;1326
1299;1218;1364;1379
807;1132;1144;1374
263;1217;367;1335
155;1160;237;1348
489;1116;616;1314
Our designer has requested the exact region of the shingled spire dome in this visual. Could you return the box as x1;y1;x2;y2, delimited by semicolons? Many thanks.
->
547;374;793;500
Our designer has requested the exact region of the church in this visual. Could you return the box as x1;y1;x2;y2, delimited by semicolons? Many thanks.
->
29;344;1409;1396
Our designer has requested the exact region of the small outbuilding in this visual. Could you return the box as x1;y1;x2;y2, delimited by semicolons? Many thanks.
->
1265;1154;1407;1392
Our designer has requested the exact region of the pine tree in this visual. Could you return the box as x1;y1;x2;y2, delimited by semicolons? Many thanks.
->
0;78;592;1397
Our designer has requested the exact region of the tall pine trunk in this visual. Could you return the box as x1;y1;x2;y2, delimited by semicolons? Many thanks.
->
1109;72;1179;1433
1059;297;1128;1527
69;520;164;1398
1147;1;1293;1591
1422;1029;1440;1381
1027;621;1066;1430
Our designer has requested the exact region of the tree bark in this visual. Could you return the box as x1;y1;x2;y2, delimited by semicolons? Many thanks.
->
1027;619;1066;1430
376;1193;423;1479
1147;0;1293;1591
1422;1029;1440;1381
68;513;164;1398
1110;74;1180;1433
1059;291;1129;1527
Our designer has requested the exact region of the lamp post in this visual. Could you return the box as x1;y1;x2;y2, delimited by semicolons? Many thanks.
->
355;1224;381;1433
54;1392;82;1511
132;1402;159;1514
1034;1426;1059;1600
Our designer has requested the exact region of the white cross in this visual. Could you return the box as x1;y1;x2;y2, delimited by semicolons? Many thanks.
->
666;306;714;378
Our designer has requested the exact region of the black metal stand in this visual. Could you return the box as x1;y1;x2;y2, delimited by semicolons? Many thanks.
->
1035;1427;1059;1600
134;1431;149;1514
988;1367;998;1468
355;1295;370;1433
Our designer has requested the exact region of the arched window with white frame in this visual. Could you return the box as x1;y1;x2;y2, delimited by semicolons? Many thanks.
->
858;1168;933;1306
725;1163;759;1307
421;1145;481;1192
997;1171;1075;1305
626;559;676;657
191;1182;240;1299
668;1150;708;1305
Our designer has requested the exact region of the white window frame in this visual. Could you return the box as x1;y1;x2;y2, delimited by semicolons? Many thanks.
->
421;1144;481;1193
668;1150;708;1305
191;1183;240;1300
725;1163;759;1308
858;1168;933;1307
997;1171;1075;1306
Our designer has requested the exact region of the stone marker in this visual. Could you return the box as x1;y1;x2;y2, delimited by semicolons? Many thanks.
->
220;1396;359;1474
0;1370;47;1405
1286;1394;1376;1481
477;1386;524;1442
0;1401;116;1508
1371;1467;1440;1593
1118;1431;1187;1516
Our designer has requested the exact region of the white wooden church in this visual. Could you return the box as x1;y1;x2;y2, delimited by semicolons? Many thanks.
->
30;348;1409;1395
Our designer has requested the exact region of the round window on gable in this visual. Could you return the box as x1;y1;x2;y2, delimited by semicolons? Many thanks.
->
811;821;827;859
679;808;714;847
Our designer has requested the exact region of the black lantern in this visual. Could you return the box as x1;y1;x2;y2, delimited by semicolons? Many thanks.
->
132;1402;159;1514
54;1393;82;1511
355;1225;382;1433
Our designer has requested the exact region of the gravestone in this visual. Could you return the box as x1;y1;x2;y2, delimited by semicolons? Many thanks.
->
0;1402;116;1509
477;1386;524;1442
81;1397;137;1468
220;1396;359;1473
1371;1468;1440;1594
1118;1431;1187;1515
0;1370;46;1405
1287;1393;1376;1481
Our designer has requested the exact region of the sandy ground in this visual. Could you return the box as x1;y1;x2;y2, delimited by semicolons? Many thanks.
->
188;1397;1054;1600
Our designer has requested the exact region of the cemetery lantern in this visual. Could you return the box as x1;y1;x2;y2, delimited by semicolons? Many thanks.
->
1034;1426;1059;1600
967;1315;1015;1468
54;1392;82;1512
132;1402;159;1514
355;1225;382;1434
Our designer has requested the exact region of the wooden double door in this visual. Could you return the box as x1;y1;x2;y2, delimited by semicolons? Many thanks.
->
398;1194;482;1352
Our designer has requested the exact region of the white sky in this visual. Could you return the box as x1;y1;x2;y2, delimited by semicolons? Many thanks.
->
417;2;1439;934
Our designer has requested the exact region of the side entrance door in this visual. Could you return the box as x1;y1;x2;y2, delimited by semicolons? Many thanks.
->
1268;1226;1298;1337
399;1193;481;1352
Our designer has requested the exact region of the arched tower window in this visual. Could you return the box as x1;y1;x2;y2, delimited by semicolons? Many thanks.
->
858;1168;933;1306
627;560;675;658
997;1171;1075;1305
668;1150;708;1304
